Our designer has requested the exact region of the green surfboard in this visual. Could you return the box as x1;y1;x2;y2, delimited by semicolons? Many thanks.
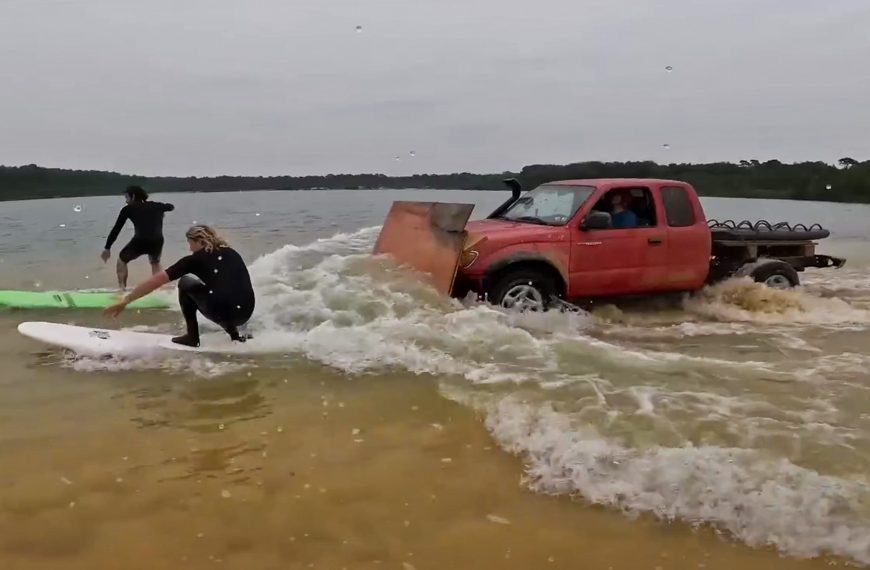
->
0;290;171;310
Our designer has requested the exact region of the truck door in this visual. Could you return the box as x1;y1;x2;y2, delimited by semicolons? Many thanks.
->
568;187;671;297
660;185;712;291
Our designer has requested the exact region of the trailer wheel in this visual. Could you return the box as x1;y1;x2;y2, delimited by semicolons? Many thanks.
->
488;268;558;312
743;260;800;289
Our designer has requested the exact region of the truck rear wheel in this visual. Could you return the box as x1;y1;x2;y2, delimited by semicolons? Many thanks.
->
488;269;558;312
743;260;800;289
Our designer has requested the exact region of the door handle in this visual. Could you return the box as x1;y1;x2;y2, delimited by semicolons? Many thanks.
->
647;237;663;245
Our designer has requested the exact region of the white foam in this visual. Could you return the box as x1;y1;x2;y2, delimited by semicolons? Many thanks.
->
48;225;870;566
481;397;870;565
66;353;249;378
686;277;870;326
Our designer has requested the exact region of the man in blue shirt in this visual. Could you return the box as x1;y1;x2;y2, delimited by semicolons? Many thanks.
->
610;191;639;229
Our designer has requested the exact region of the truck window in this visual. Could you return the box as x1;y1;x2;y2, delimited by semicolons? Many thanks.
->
661;186;696;227
499;184;595;225
590;187;656;228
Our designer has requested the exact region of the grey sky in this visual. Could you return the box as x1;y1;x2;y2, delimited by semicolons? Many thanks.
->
1;0;869;177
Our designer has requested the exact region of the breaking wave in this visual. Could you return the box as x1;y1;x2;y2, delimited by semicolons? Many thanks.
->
59;226;870;565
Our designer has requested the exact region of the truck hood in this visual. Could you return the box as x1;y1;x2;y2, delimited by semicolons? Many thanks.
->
464;218;566;248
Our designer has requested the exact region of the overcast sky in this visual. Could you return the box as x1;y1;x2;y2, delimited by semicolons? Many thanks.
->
1;0;868;177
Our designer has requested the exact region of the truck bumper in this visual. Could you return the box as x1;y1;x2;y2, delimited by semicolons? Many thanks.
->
790;254;846;270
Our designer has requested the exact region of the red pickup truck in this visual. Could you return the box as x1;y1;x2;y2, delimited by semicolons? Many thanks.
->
374;178;846;311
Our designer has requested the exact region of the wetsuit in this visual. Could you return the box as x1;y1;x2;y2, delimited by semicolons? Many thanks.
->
105;200;175;263
611;209;639;229
164;246;255;344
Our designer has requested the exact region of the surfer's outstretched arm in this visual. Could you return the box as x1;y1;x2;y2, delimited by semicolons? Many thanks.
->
104;271;169;318
102;206;130;261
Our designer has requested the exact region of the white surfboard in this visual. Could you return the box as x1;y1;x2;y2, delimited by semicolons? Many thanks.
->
17;321;250;357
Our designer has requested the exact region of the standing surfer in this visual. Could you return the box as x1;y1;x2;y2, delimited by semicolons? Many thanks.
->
101;185;175;290
104;225;255;347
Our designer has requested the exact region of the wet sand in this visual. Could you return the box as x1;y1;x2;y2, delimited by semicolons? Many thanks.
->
0;312;847;570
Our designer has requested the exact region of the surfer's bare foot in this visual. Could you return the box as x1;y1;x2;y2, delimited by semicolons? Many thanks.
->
171;334;200;347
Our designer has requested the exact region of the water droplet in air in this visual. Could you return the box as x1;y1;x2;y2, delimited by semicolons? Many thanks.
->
663;143;671;150
409;150;416;157
221;489;232;499
213;269;218;273
60;476;72;485
34;281;42;288
115;477;123;483
665;65;673;72
236;305;241;309
486;514;511;524
209;290;213;294
255;213;261;217
217;256;222;261
84;275;89;279
826;184;833;190
394;155;400;161
218;423;225;430
58;223;66;228
441;457;452;463
352;428;360;435
355;25;363;33
73;204;82;212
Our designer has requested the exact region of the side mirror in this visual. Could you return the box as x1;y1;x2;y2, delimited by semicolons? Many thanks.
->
580;211;612;231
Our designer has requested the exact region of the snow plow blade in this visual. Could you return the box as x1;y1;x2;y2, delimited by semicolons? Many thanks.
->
373;201;475;296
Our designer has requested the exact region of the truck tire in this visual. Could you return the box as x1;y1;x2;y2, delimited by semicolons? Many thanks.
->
488;268;558;312
743;260;800;289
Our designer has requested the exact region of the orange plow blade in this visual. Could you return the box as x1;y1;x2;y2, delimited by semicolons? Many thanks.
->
372;201;475;296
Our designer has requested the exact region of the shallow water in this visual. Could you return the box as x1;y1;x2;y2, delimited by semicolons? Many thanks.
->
2;190;869;569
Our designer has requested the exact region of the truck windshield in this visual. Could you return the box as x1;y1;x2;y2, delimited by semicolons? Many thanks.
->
498;184;595;225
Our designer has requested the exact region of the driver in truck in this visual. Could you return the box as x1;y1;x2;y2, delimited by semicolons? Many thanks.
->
610;190;639;229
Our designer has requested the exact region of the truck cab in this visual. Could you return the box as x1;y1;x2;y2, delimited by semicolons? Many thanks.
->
456;179;712;309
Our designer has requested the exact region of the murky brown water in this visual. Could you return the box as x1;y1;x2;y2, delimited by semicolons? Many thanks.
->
2;191;869;568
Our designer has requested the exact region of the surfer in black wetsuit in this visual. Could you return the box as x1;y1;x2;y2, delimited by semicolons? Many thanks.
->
104;225;256;348
101;185;175;290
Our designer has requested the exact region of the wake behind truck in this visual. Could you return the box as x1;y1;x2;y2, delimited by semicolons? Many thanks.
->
373;178;846;311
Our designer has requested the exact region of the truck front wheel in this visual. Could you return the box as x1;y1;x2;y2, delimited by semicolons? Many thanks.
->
488;269;558;312
743;260;800;289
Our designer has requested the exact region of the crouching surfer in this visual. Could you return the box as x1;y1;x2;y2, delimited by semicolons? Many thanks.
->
104;225;255;347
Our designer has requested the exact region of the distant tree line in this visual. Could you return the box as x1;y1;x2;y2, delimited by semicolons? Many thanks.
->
1;158;868;203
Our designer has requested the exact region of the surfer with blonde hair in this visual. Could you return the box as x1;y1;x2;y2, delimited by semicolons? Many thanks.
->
105;225;255;347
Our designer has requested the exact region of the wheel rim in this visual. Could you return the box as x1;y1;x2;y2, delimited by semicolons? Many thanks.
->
501;283;545;312
764;274;792;289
